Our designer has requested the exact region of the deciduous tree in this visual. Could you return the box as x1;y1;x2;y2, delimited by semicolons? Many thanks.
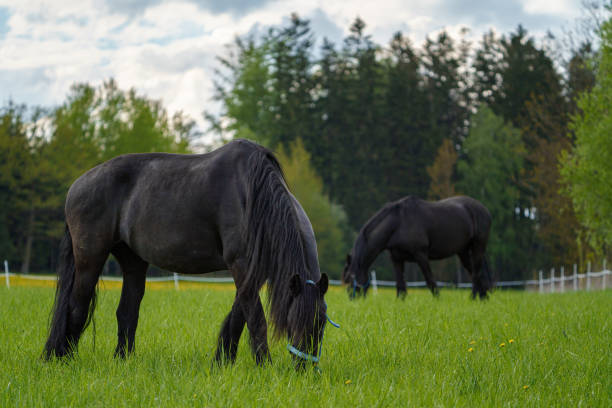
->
561;16;612;252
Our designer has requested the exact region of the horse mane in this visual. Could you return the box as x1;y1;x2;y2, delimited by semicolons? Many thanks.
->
353;200;400;268
240;144;311;339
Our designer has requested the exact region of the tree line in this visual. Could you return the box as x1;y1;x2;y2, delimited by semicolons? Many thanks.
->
1;6;610;281
0;80;197;274
206;10;611;280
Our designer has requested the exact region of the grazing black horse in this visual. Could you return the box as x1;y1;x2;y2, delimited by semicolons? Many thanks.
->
342;196;492;299
44;139;331;368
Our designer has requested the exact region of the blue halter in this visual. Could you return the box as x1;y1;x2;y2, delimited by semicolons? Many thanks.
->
286;279;340;366
352;276;371;298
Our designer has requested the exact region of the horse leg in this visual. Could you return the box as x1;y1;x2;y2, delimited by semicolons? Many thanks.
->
112;243;148;358
469;246;487;300
64;248;108;355
459;249;484;300
414;254;438;297
470;237;490;299
473;258;486;299
240;293;271;365
390;254;406;299
215;259;263;365
214;294;246;364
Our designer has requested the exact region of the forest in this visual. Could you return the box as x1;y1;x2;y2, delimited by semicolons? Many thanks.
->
1;6;611;281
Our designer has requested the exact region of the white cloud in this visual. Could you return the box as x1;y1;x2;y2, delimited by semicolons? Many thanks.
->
0;0;587;140
520;0;579;18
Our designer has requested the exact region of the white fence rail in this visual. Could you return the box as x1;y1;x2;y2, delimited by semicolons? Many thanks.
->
3;260;610;292
361;267;610;293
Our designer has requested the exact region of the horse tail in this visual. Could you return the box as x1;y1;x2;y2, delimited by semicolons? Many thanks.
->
241;146;307;338
44;225;97;359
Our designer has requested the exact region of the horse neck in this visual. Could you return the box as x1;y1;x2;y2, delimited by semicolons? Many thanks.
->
354;215;393;275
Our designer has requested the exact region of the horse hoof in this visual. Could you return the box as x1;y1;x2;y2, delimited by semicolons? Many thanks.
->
255;354;272;366
213;352;236;367
212;355;230;369
42;348;72;362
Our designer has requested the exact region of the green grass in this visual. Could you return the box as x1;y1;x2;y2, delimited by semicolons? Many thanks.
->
0;285;610;407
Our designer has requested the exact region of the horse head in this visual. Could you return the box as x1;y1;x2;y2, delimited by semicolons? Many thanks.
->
286;273;333;370
343;253;370;300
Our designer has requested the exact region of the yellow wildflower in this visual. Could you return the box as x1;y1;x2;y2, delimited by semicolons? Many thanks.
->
499;342;506;347
345;380;352;385
509;339;515;344
523;385;529;390
468;347;474;352
469;340;476;345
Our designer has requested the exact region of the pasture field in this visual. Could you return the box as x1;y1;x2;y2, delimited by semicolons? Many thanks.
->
0;283;610;407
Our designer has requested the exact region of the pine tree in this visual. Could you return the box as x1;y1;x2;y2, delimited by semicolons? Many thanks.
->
268;14;316;149
206;36;275;144
383;32;428;200
474;25;565;133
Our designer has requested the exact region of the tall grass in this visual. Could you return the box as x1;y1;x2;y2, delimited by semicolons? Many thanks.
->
0;285;610;407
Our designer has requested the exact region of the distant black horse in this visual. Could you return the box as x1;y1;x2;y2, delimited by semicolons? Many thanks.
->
44;139;331;368
343;196;492;299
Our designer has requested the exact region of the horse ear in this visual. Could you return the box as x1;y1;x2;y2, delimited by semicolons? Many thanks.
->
317;273;329;295
289;274;302;296
346;254;352;264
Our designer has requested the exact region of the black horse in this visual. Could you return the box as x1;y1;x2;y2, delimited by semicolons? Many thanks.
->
44;139;330;368
343;196;492;299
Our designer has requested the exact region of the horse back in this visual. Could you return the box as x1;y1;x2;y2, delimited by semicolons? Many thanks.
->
393;196;487;259
64;140;264;272
439;196;491;239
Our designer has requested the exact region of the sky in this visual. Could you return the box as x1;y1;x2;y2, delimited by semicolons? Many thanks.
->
0;0;583;132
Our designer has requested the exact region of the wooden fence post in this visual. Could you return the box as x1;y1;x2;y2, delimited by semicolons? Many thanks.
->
550;268;555;293
371;270;378;295
573;263;578;291
4;260;9;289
539;270;543;293
587;261;591;291
560;266;565;293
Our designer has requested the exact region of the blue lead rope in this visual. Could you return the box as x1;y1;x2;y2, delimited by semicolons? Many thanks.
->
287;279;340;366
326;315;340;328
287;344;320;363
